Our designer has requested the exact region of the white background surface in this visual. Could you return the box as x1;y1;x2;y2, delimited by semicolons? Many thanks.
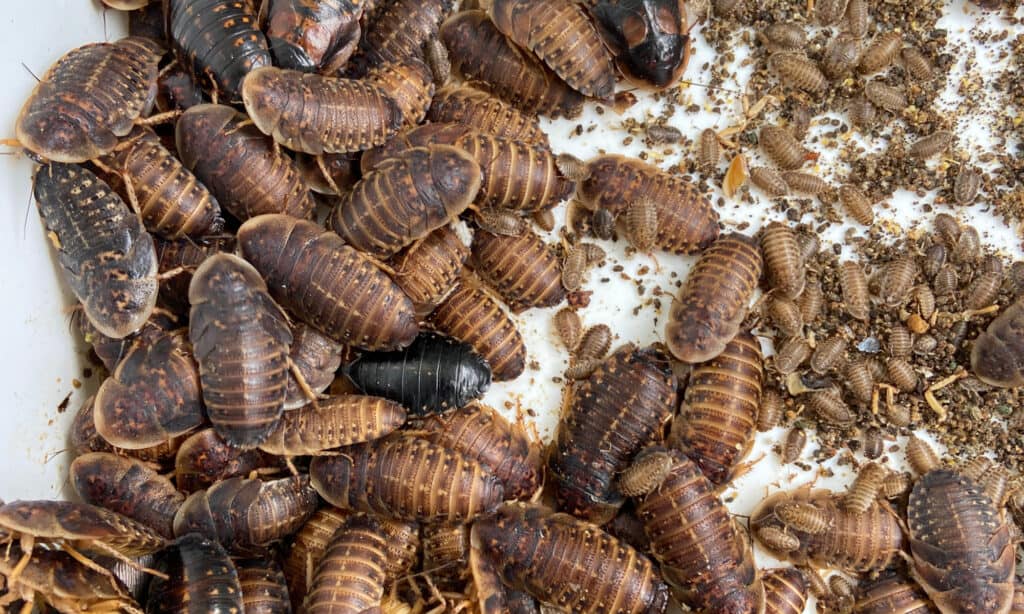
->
0;0;1021;610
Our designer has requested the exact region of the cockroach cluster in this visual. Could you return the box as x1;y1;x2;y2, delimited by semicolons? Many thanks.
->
4;0;1024;613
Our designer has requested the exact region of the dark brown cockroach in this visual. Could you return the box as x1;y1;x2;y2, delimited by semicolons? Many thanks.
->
811;335;847;374
955;166;982;205
933;265;959;297
351;0;453;72
417;402;542;500
154;237;230;314
70;452;184;539
259;394;407;457
237;214;419;350
129;2;166;41
476;207;528;236
783;428;806;463
769;297;804;337
359;122;473;172
156;63;205;113
627;449;763;613
470;502;670;614
265;0;364;72
886;357;918;392
909;130;954;159
365;56;436;127
591;206;616;239
33;162;159;339
554;308;584;352
472;227;566;312
971;297;1024;388
589;0;692;89
853;571;935;614
769;53;827;93
98;125;223;241
0;542;143;614
188;253;292;448
878;256;918;306
605;502;652;554
646;123;683;145
16;37;162;163
167;0;270;100
578;155;719;254
241;66;403;155
176;104;316;221
781;171;829;196
666;233;763;363
625;198;659;252
332;145;480;258
173;475;319;551
775;336;811;375
549;345;676;523
761;222;805;299
842;461;889;514
670;330;763;485
440;11;586;118
71;394;190;466
923;243;948;278
146;533;243;613
76;305;176;372
284;323;347;410
174;428;274;493
750;166;790;197
761;22;807;51
283;507;350;609
845;0;868;38
840;260;871;321
822;33;860;80
422;522;471;589
91;325;203;450
901;46;934;81
296;151;361;195
487;0;615;98
430;281;527;382
954;225;981;263
848;97;878;129
390;224;469;316
428;84;549;145
235;557;291;614
758;389;785;431
934;212;961;247
815;0;849;25
799;277;824;323
310;435;505;523
864;80;908;112
839;184;874;225
807;387;855;425
858;31;902;74
752;486;905;573
697;127;721;172
762;567;808;614
760;125;812;170
964;270;1003;311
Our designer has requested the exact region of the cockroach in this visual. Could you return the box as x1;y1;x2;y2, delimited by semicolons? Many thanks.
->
696;127;721;172
750;166;790;196
933;265;958;297
154;237;230;314
983;254;1004;275
887;325;912;358
914;334;938;355
758;389;785;431
752;486;905;573
760;125;811;170
954;225;981;263
906;436;942;476
554;308;584;351
176;104;316;221
259;394;407;457
858;31;902;74
778;502;839;534
795;232;819;264
909;130;954;159
783;428;806;463
886;357;918;392
971;297;1024;388
839;184;874;225
332;145;480;258
417;402;541;500
296;151;361;195
188;254;292;448
627;449;763;613
486;0;615;98
475;208;528;236
16;37;163;163
33;162;159;339
847;97;877;129
790;105;813;141
762;567;808;614
92;326;204;450
472;228;566;312
429;281;527;382
670;330;763;484
70;452;184;539
575;325;613;364
853;571;935;614
842;461;889;514
424;36;452;85
816;0;849;25
173;475;319;551
617;451;675;498
821;33;860;80
237;214;419;350
146;533;243;613
666;233;763;363
811;336;847;374
769;297;804;337
864;80;908;112
421;522;471;589
97;125;223;241
174;428;274;493
829;575;856;610
769;53;827;93
761;22;807;51
343;332;492;415
265;0;363;72
880;470;912;499
440;11;586;118
364;56;435;128
359;122;473;172
311;435;505;522
167;0;270;101
156;63;205;112
282;508;351;608
775;336;811;375
591;207;616;239
807;387;855;425
781;171;829;195
577;155;719;254
799;277;824;323
241;66;402;155
589;0;692;89
878;256;918;306
757;527;801;553
0;542;143;614
390;224;469;316
840;260;870;321
901;46;934;81
549;345;676;523
964;270;1003;311
235;557;291;614
923;244;947;278
428;84;549;145
934;212;961;246
351;0;453;71
955;166;982;205
76;304;175;372
470;502;670;614
71;395;189;466
761;222;805;299
646;123;683;145
284;323;346;411
845;0;868;38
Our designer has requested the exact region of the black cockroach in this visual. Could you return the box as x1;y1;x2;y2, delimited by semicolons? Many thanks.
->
589;0;692;88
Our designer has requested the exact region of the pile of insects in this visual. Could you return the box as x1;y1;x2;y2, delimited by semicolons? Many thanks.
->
3;0;1023;612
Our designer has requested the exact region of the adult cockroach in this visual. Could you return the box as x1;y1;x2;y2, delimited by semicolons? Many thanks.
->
589;0;692;89
389;224;469;316
428;84;549;145
472;228;566;312
146;533;243;613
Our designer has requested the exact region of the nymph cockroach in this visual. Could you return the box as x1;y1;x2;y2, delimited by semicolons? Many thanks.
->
955;166;982;205
769;52;827;93
909;131;954;159
839;184;874;225
428;84;549;145
759;125;811;170
472;228;566;312
146;534;243;613
265;0;364;72
390;224;469;316
864;80;908;112
761;222;805;299
840;260;870;321
750;166;790;197
258;394;407;457
858;31;902;74
821;33;860;80
237;214;419;351
589;0;692;89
